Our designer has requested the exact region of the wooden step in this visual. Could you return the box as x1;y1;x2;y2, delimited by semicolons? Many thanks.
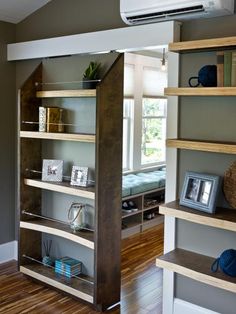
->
159;201;236;232
20;219;94;249
36;89;96;98
165;87;236;96
166;139;236;154
24;178;95;199
20;131;95;142
156;248;236;293
169;36;236;53
20;264;94;303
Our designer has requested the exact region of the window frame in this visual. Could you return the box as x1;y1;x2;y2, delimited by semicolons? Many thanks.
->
123;53;167;172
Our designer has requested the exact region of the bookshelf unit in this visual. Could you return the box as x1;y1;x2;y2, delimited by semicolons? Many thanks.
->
156;36;236;302
18;56;124;311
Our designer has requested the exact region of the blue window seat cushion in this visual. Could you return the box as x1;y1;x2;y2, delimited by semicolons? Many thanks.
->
122;169;166;197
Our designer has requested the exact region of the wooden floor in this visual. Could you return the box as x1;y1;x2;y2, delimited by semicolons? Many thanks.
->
0;224;164;314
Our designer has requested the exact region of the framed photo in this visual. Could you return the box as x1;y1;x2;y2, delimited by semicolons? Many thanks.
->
42;159;63;182
180;171;220;214
71;166;89;187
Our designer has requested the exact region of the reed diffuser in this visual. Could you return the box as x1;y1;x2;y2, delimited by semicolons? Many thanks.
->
42;240;53;267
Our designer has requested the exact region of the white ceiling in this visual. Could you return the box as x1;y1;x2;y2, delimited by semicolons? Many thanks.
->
0;0;51;24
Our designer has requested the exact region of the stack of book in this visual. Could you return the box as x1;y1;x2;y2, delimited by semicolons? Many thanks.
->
39;106;65;132
217;51;236;87
55;256;82;278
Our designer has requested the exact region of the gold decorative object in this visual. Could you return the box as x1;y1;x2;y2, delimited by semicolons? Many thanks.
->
223;161;236;208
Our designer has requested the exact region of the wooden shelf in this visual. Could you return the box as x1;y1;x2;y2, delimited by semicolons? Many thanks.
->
142;215;164;231
122;187;165;201
160;201;236;232
20;219;94;249
156;248;236;293
169;36;236;53
36;89;96;98
122;220;142;230
143;215;163;226
143;203;162;212
20;264;93;303
20;131;95;143
166;139;236;154
122;210;141;219
24;178;95;199
164;87;236;96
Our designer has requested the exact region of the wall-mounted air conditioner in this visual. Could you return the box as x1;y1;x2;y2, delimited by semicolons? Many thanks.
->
120;0;234;25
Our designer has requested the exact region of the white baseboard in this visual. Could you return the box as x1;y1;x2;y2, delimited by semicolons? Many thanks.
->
174;298;220;314
0;241;18;264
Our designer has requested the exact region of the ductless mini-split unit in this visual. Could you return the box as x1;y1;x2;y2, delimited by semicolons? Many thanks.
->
120;0;234;25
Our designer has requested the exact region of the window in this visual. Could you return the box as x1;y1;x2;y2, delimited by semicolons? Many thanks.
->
123;52;167;171
142;98;167;166
123;98;133;170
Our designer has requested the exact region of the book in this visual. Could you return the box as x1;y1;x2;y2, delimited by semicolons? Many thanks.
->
55;256;82;278
224;51;232;87
46;107;64;133
216;51;224;87
231;51;236;86
39;106;47;132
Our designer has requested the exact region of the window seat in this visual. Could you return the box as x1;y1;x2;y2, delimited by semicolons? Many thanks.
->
122;169;166;197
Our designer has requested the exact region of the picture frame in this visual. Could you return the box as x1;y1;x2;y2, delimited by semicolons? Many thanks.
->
42;159;63;182
180;171;220;214
70;166;93;187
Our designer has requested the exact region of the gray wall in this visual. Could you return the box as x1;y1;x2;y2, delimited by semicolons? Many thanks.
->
0;21;16;245
175;16;236;314
8;2;236;312
16;0;125;42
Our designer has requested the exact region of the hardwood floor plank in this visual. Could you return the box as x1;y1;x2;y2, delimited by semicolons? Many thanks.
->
0;224;163;313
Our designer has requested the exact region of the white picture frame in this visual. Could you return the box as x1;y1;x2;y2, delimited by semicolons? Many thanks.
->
70;166;90;187
42;159;63;182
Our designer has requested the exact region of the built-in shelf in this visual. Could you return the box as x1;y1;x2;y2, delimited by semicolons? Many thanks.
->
169;36;236;53
122;210;142;219
164;87;236;96
24;178;95;199
156;248;236;293
122;220;142;230
143;203;162;212
20;131;95;143
160;201;236;232
142;215;164;230
20;264;94;303
20;219;94;249
143;215;163;226
36;90;96;98
166;139;236;155
122;187;165;201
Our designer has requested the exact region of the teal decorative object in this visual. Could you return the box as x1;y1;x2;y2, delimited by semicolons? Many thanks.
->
42;255;53;267
42;240;53;267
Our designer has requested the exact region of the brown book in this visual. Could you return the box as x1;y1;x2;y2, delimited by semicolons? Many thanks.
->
216;51;224;87
231;51;236;86
46;107;64;133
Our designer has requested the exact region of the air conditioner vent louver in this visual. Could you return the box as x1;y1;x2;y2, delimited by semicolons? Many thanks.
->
127;5;205;23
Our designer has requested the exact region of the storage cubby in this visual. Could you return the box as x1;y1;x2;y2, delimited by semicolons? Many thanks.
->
122;187;165;238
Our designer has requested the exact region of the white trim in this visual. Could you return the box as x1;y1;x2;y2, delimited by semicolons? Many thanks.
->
162;50;180;313
8;21;180;61
0;241;18;264
174;298;220;314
